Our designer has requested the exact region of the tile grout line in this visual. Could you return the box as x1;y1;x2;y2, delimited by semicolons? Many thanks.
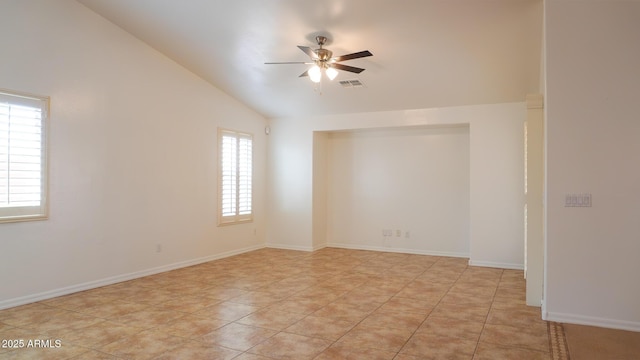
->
391;257;466;359
235;255;365;359
471;268;504;358
305;259;424;358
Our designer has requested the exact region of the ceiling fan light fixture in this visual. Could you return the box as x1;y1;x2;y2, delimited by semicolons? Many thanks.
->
325;66;338;80
309;65;322;83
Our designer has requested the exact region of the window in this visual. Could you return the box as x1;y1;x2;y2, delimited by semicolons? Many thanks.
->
218;128;252;225
0;90;48;223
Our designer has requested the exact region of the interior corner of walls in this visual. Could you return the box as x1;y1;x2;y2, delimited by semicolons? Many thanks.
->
312;243;327;252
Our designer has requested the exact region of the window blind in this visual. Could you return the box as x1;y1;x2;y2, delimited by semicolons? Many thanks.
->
219;129;252;224
0;90;48;222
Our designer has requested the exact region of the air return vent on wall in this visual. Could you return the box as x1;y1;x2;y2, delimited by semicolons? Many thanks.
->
339;79;364;88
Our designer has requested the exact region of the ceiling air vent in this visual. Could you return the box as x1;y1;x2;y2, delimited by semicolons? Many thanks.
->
339;79;364;88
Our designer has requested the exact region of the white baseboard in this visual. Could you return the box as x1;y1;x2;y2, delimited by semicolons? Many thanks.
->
326;242;469;258
544;310;640;332
265;243;315;252
468;260;524;270
312;243;328;251
0;244;264;311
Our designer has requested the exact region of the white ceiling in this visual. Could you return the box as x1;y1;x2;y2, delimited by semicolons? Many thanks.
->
77;0;542;119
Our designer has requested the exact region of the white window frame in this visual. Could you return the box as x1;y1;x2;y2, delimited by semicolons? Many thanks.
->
218;128;253;225
0;89;49;223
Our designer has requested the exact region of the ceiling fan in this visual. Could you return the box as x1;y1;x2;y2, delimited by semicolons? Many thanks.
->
265;36;373;83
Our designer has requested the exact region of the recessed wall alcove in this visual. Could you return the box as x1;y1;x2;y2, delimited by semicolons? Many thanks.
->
312;125;470;257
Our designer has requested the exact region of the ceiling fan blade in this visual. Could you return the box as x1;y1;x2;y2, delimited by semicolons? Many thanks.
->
299;70;309;77
298;46;318;60
332;63;366;74
332;50;373;62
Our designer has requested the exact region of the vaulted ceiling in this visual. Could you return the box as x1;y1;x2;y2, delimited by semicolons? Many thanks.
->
77;0;543;119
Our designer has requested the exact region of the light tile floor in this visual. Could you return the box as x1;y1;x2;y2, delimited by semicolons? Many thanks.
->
0;248;551;359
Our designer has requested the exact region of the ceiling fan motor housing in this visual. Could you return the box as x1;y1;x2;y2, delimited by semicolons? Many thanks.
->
315;36;332;66
316;49;333;62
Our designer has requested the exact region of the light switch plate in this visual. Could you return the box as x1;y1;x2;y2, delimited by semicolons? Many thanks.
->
565;193;591;207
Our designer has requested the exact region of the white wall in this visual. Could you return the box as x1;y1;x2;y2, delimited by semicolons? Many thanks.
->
312;132;329;250
0;0;267;308
526;95;545;307
544;0;640;331
267;103;525;268
265;119;313;251
469;113;525;269
326;126;470;257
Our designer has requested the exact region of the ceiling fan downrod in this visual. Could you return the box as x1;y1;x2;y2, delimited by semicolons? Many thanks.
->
314;36;333;63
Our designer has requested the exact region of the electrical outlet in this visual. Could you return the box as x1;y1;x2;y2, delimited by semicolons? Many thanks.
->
382;229;393;236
